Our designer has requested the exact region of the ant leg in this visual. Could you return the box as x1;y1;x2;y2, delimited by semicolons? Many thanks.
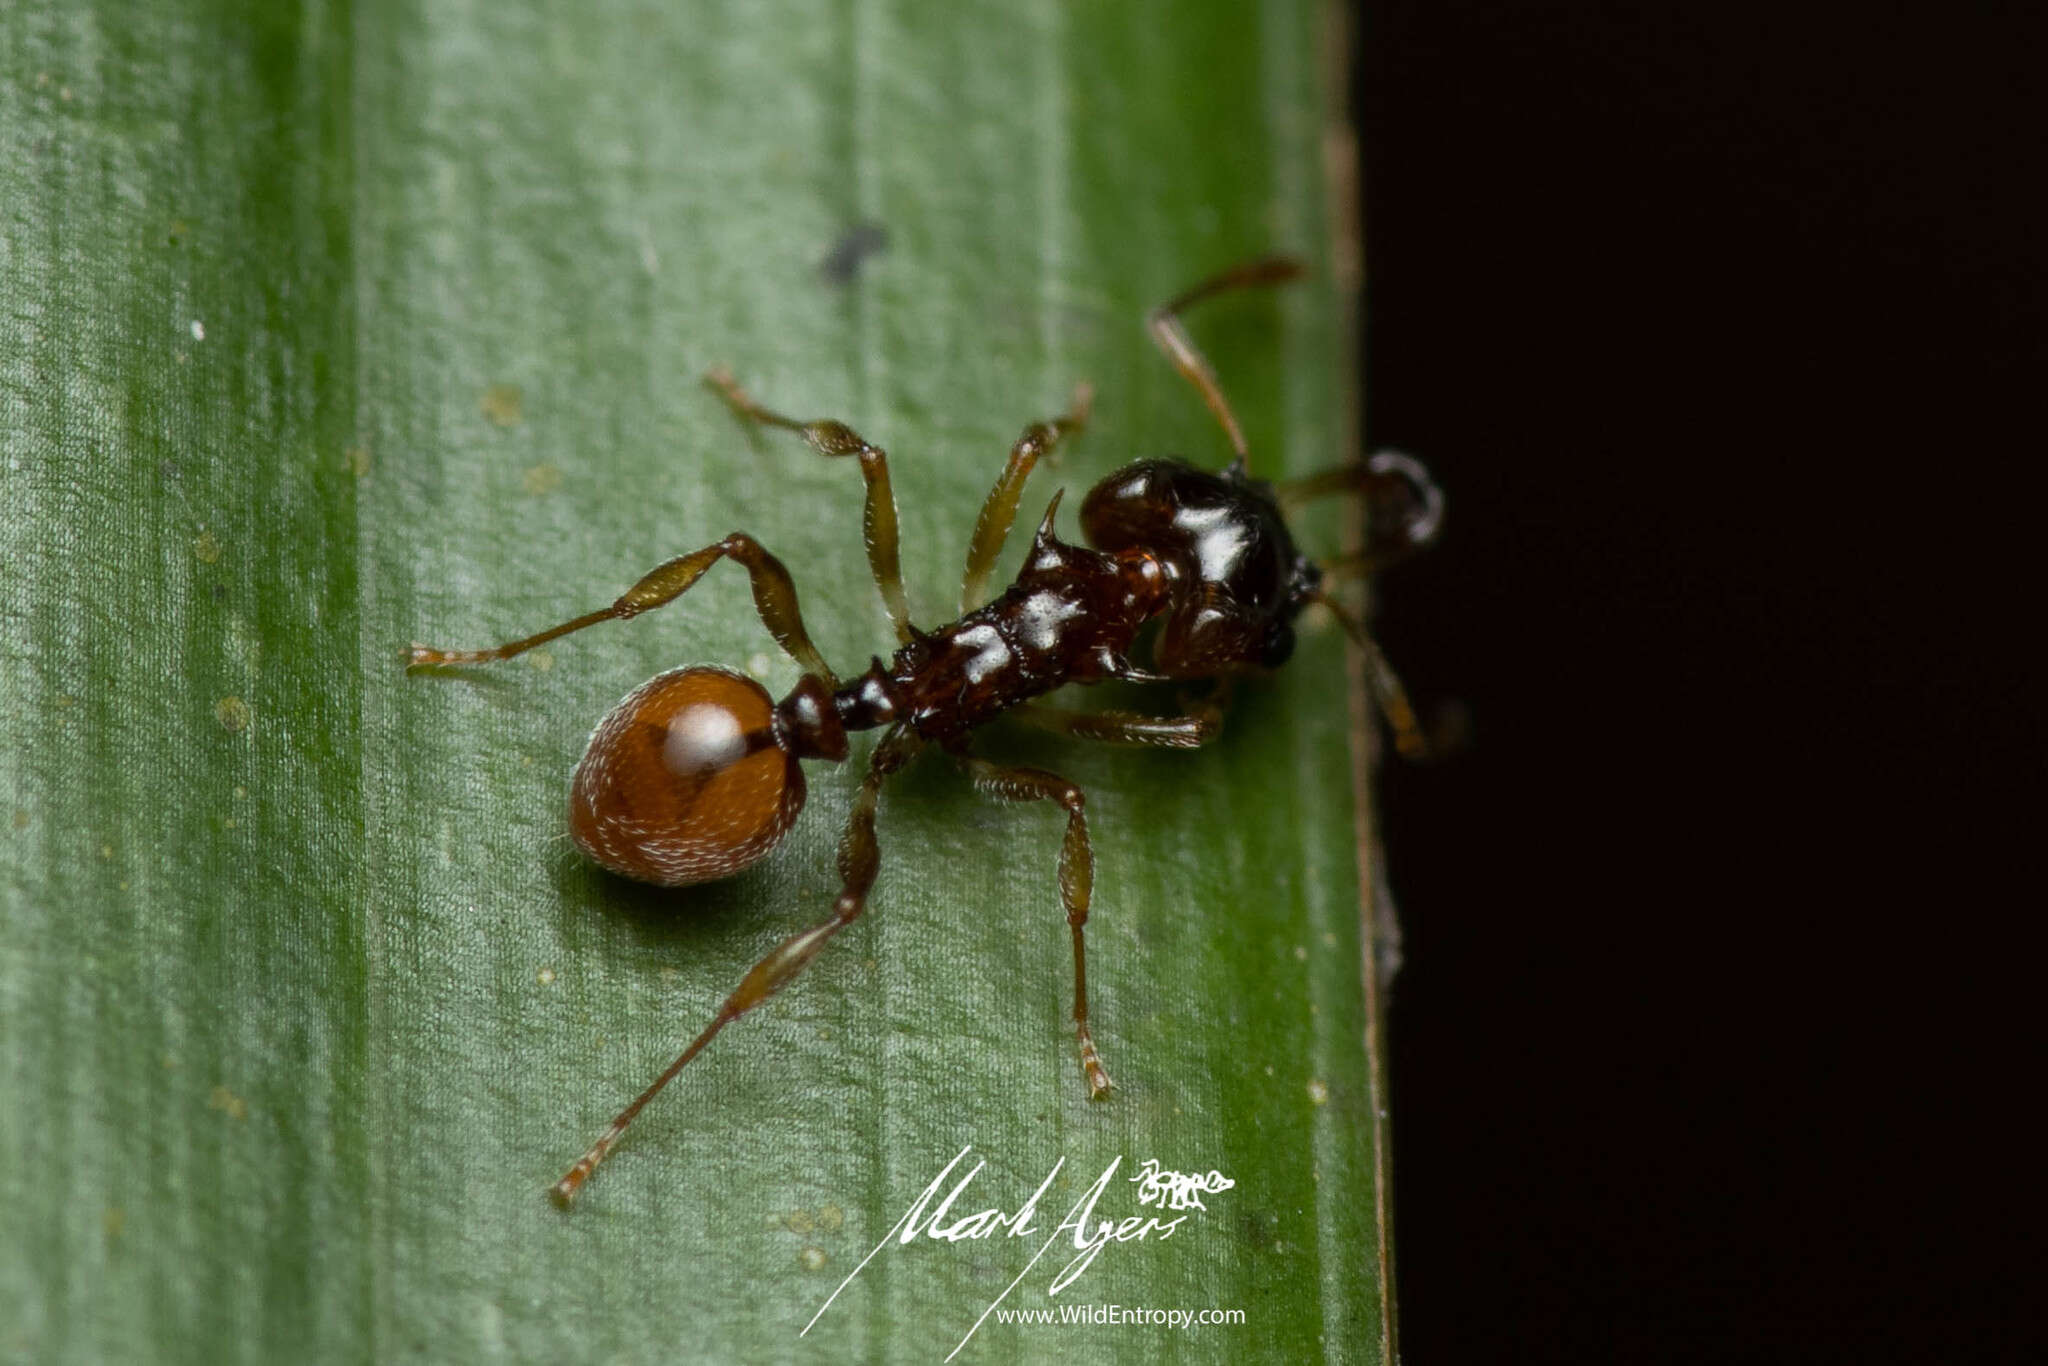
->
960;384;1093;612
953;753;1113;1098
407;532;838;685
1011;691;1227;749
552;725;921;1204
1278;449;1445;575
1308;589;1430;761
1148;255;1305;473
705;367;917;644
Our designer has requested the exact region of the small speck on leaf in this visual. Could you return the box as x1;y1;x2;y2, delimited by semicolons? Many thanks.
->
818;1205;845;1233
536;967;556;986
481;383;524;427
347;445;372;478
819;221;889;286
1306;1079;1330;1106
208;1086;248;1121
522;463;561;496
784;1209;815;1234
798;1247;829;1272
215;696;251;733
193;529;222;563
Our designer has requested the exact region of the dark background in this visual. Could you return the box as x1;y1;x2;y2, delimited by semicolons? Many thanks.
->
1358;3;2039;1360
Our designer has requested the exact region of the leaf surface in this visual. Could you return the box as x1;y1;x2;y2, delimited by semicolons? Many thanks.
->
0;2;1391;1360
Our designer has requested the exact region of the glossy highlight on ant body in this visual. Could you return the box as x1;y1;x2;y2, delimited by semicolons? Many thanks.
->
406;257;1442;1205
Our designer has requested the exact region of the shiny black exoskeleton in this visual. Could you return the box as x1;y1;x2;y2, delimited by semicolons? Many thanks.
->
829;455;1333;744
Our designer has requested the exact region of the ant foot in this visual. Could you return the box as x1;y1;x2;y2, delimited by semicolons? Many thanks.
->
1080;1036;1114;1099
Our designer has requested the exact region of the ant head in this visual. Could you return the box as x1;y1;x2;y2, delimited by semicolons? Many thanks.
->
570;666;808;887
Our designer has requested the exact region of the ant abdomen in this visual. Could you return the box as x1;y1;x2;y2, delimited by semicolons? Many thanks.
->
569;666;807;887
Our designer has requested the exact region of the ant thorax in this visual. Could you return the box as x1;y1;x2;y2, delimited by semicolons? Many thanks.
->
842;510;1172;744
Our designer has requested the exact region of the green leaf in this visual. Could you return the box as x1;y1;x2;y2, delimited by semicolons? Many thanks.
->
1;1;1393;1361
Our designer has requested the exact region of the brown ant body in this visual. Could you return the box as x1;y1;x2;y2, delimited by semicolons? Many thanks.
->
407;257;1441;1204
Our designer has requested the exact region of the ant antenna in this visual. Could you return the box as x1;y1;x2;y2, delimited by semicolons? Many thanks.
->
1309;589;1431;761
1147;254;1305;470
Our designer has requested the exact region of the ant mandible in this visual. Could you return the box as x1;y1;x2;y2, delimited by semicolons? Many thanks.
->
406;256;1443;1205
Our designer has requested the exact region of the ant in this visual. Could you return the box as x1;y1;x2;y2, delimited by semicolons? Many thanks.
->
406;256;1442;1205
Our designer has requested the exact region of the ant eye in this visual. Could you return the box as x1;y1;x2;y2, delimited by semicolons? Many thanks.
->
569;667;804;887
